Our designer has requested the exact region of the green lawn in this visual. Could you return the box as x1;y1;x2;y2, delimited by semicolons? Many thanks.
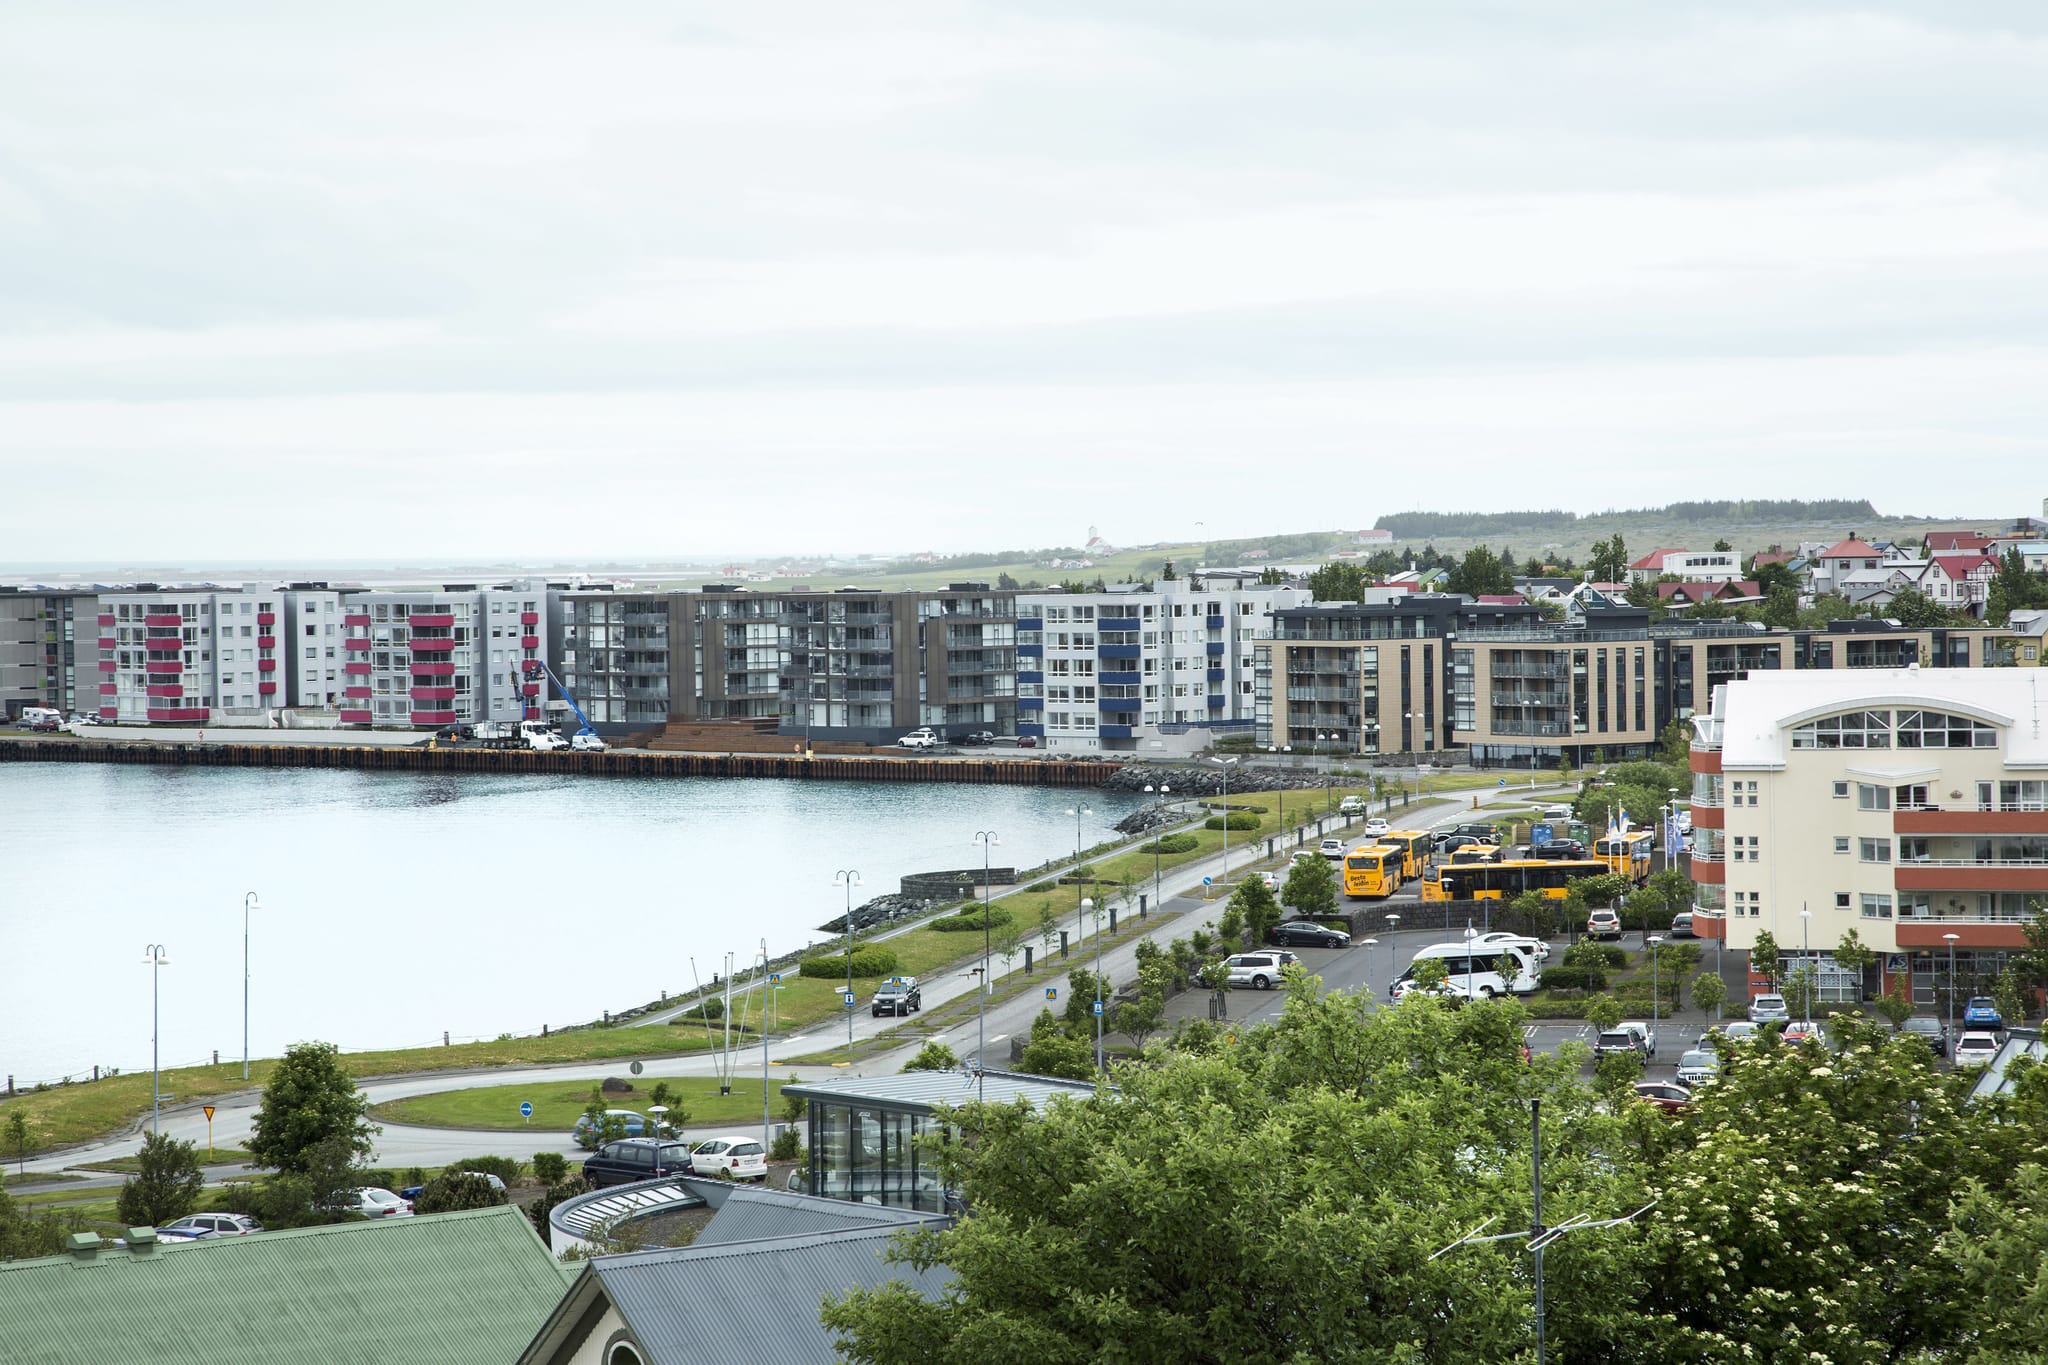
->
71;1147;254;1174
369;1077;795;1134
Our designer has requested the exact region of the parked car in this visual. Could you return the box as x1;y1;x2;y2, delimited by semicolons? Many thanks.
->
1472;930;1549;961
1668;912;1694;938
1585;909;1621;941
1014;735;1038;748
1450;823;1501;844
1594;1029;1647;1061
1633;1081;1693;1114
1527;839;1587;860
583;1138;695;1189
688;1135;769;1182
1783;1019;1827;1046
571;732;608;752
1363;817;1391;837
1748;993;1790;1025
1674;1049;1720;1086
1963;997;2004;1030
1254;870;1277;891
1542;805;1572;820
157;1213;262;1240
1225;952;1294;990
1319;838;1346;860
897;728;939;750
959;731;996;745
341;1188;412;1219
1337;796;1366;816
573;1108;649;1148
1898;1015;1948;1057
1710;1020;1761;1048
1953;1032;2000;1070
870;978;922;1017
1266;919;1352;948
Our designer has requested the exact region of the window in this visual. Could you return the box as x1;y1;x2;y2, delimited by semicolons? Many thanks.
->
1894;709;1996;749
1859;838;1891;863
1734;891;1761;917
1733;836;1759;862
1859;893;1893;919
1832;781;1849;799
1791;710;1890;749
1835;892;1851;909
1834;836;1850;854
1856;784;1890;811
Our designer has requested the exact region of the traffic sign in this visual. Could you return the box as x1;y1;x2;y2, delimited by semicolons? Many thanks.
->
520;1101;533;1119
1045;987;1058;1000
1093;1000;1103;1017
1498;778;1507;788
630;1060;644;1075
842;991;856;1007
1202;876;1213;887
769;972;781;984
202;1105;214;1120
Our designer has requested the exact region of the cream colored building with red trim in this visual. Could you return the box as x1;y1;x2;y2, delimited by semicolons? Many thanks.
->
1690;667;2048;1004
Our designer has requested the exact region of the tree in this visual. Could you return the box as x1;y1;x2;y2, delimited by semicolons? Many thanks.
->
1692;970;1727;1021
247;1041;377;1175
1832;927;1877;998
1884;588;1958;628
1759;582;1802;628
1986;547;2048;625
1445;545;1513;597
1588;533;1630;583
1228;874;1283;948
0;1187;68;1262
1305;561;1367;604
1037;904;1060;958
1871;979;1916;1030
1751;930;1782;989
1712;537;1733;552
1752;557;1799;596
1587;993;1625;1032
1112;987;1166;1053
1016;1009;1095;1081
1991;966;2028;1031
115;1131;203;1228
1280;853;1336;918
3;1111;32;1177
413;1169;503;1214
902;1042;959;1073
579;1088;631;1148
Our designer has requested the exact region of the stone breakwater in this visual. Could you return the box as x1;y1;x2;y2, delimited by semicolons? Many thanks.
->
1102;762;1372;798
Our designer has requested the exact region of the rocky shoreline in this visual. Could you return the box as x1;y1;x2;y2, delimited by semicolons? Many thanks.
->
1101;762;1378;798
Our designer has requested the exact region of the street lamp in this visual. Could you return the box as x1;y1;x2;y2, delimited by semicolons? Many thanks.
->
1209;755;1239;880
834;870;861;1051
242;891;258;1081
1463;923;1479;1000
1065;804;1094;940
1086;896;1103;1071
1363;937;1380;1000
972;831;998;1104
1799;906;1812;1026
144;943;169;1136
1143;784;1170;909
1648;934;1664;1040
1269;746;1290;845
1944;932;1961;1047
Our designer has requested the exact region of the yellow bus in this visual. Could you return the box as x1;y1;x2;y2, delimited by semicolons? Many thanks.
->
1343;844;1403;899
1418;858;1610;903
1447;844;1504;866
1377;830;1431;880
1595;830;1654;884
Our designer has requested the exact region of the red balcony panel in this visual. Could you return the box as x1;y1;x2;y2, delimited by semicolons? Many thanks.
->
1690;859;1725;885
411;661;455;677
257;659;278;672
1896;921;2030;950
257;613;275;626
146;684;183;698
520;612;539;626
410;708;457;724
143;614;182;628
256;635;276;648
520;635;540;649
344;638;371;652
99;684;116;696
1691;749;1722;775
1690;911;1727;940
1690;806;1724;830
146;660;183;675
409;686;457;701
97;614;115;627
409;613;455;629
99;705;117;717
344;614;370;628
146;707;208;723
258;681;277;695
1895;810;2048;836
339;709;372;723
98;660;116;672
524;705;540;720
98;637;116;650
409;637;457;652
1895;865;2048;893
521;682;540;696
344;661;372;675
344;686;371;699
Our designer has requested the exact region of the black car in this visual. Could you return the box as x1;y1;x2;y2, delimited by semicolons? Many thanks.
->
870;978;922;1017
1267;920;1353;948
958;731;996;745
1526;839;1587;860
583;1138;694;1189
1450;823;1502;844
1898;1015;1948;1057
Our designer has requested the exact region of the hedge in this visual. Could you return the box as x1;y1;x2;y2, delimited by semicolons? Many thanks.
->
931;905;1016;933
1143;834;1199;855
1204;813;1262;832
800;946;902;979
1538;966;1607;993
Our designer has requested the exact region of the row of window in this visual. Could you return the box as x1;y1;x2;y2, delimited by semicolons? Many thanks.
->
1792;708;1999;750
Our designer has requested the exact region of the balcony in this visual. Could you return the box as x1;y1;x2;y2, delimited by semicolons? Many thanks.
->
409;636;458;652
258;681;277;695
344;662;372;675
1207;667;1227;683
97;636;115;650
344;686;371;699
1207;695;1226;708
99;685;116;697
1206;641;1227;656
1017;644;1043;658
1895;864;2048;893
1016;698;1044;711
257;659;277;672
97;614;114;627
345;614;370;628
1100;696;1142;712
339;709;372;723
146;684;183;698
1207;615;1226;629
1895;810;2048;836
522;683;541;696
146;707;208;723
521;611;540;626
146;660;183;675
1100;724;1134;739
409;686;458;701
410;708;457;724
257;612;275;627
98;660;116;673
409;613;455;629
343;638;370;652
256;635;275;649
1017;618;1043;632
1895;920;2032;949
143;614;183;628
411;661;455;677
521;635;540;649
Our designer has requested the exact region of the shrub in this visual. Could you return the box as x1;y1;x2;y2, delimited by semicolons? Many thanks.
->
680;997;725;1020
769;1128;804;1162
800;946;901;980
1538;965;1607;993
454;1155;521;1186
1203;813;1261;832
932;905;1015;933
1142;833;1199;855
1564;941;1627;971
413;1171;503;1214
531;1152;568;1186
1028;880;1058;893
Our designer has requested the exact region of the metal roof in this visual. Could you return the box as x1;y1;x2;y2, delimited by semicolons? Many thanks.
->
1970;1027;2047;1101
0;1206;573;1365
693;1184;945;1247
550;1176;707;1240
780;1067;1100;1112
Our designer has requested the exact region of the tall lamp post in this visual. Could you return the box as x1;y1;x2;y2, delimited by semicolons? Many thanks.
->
1086;897;1103;1071
1065;804;1094;941
1944;932;1961;1047
144;943;169;1135
834;870;861;1051
1143;784;1170;909
1363;936;1380;1001
1268;745;1290;846
972;831;998;1103
1385;912;1401;997
1210;754;1239;880
1799;906;1812;1026
242;891;259;1081
1648;933;1664;1041
1463;923;1479;1001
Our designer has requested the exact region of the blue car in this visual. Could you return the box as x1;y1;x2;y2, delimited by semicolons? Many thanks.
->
572;1109;649;1149
1962;997;2003;1030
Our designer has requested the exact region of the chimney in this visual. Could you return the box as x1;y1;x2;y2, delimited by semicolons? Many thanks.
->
125;1227;159;1253
67;1232;102;1260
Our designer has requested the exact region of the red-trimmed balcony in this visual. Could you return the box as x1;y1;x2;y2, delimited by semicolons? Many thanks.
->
98;637;116;650
411;661;455;677
256;635;276;649
1896;865;2048;894
99;683;116;696
1896;921;2031;950
146;707;208;723
339;708;372;724
520;612;539;626
144;614;183;628
409;686;457;701
344;686;371;699
258;681;277;696
520;635;539;649
98;705;117;718
257;659;277;672
146;660;183;676
97;614;114;627
1690;805;1724;830
409;708;457;724
521;682;540;696
409;613;455;629
344;638;371;652
98;660;116;673
257;612;275;626
1690;859;1725;884
344;661;372;675
344;613;370;628
1895;809;2048;836
146;684;183;698
523;705;540;721
409;636;457;652
145;633;183;648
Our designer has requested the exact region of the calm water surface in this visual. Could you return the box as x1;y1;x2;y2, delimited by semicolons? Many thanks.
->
0;763;1140;1086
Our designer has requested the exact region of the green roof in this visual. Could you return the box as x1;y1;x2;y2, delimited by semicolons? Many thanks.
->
0;1206;575;1365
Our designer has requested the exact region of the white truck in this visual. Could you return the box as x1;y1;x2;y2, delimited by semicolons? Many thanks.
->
521;721;568;752
470;721;519;750
897;728;939;750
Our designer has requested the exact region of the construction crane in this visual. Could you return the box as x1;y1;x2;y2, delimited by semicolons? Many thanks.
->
520;659;605;750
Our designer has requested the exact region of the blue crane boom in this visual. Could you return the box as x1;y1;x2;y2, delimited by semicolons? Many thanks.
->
520;659;597;737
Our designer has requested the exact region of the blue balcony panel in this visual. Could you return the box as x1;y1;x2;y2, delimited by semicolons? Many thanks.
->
1205;642;1226;656
1100;670;1141;686
1017;722;1046;737
1017;670;1044;685
1206;694;1227;708
1017;644;1043;658
1098;644;1142;661
1099;724;1134;739
1206;616;1226;629
1016;697;1044;711
1100;696;1141;712
1100;617;1141;632
1206;667;1226;682
1017;618;1044;632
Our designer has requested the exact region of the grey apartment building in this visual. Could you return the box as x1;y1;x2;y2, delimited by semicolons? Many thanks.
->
0;586;101;720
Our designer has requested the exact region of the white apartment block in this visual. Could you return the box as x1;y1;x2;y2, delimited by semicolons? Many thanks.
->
1627;548;1743;586
97;588;290;723
339;581;552;729
281;587;345;709
1689;667;2048;1005
1016;578;1310;754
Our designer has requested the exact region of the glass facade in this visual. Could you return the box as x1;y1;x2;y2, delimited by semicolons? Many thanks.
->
807;1098;952;1212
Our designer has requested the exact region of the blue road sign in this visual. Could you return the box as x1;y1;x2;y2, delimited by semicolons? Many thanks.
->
1093;1000;1103;1016
1202;876;1213;887
842;991;856;1007
768;972;781;984
519;1101;533;1118
1045;987;1058;1000
1498;778;1507;787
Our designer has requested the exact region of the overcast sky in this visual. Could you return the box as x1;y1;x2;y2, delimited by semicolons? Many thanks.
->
3;1;2045;564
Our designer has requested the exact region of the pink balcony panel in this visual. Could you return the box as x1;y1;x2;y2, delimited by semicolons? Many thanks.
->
520;636;540;649
408;637;458;652
146;684;183;698
256;635;276;649
409;686;457;701
344;614;370;628
410;708;457;724
523;705;540;720
98;637;116;650
257;613;275;626
99;684;116;696
339;708;372;723
146;660;183;675
258;681;277;695
521;682;540;696
146;707;208;723
97;614;115;627
344;638;371;652
410;661;455;677
520;612;540;626
99;705;118;718
257;659;277;672
344;685;372;699
144;614;183;628
344;661;372;675
409;613;455;629
98;660;116;672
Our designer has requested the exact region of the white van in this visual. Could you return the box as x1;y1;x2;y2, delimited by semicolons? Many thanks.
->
17;707;62;729
1338;796;1367;816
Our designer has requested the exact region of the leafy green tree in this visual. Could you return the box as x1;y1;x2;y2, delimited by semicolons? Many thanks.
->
1409;954;1450;993
1445;545;1514;597
1832;927;1877;998
1062;969;1111;1036
1759;582;1802;628
1934;1165;2048;1361
902;1042;959;1073
0;1187;68;1262
1112;985;1167;1053
3;1111;32;1177
1229;875;1283;948
247;1041;377;1175
1280;853;1336;917
1751;930;1782;989
413;1169;503;1214
1782;961;1821;1021
1870;980;1916;1030
1568;872;1633;909
1986;546;2048;625
115;1132;203;1228
531;1151;568;1186
1885;588;1964;628
1692;970;1727;1021
781;1076;808;1124
1712;537;1733;552
578;1088;630;1148
1587;994;1625;1032
1036;903;1060;957
1991;967;2029;1032
1016;1009;1095;1080
1305;561;1367;604
1588;533;1630;582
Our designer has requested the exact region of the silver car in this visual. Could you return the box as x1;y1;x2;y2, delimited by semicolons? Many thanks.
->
1224;951;1298;990
1748;994;1789;1024
1675;1049;1720;1086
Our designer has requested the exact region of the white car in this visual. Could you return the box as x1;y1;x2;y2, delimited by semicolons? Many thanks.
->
346;1187;413;1219
897;729;938;750
1748;994;1790;1025
1952;1032;2000;1069
1363;817;1391;837
571;732;607;751
1224;951;1298;990
1472;930;1550;962
689;1135;769;1181
1319;838;1346;860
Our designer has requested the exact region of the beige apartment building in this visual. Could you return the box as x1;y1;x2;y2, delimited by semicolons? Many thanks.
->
1689;667;2048;1004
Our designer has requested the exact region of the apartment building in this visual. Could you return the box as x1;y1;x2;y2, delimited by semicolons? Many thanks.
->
280;585;346;710
1627;548;1742;585
0;587;101;720
338;582;550;729
95;588;290;723
1014;577;1309;754
1688;668;2048;1003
